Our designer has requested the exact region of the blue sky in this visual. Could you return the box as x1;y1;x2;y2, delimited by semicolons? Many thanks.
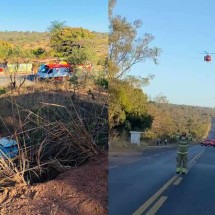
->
0;0;108;32
114;0;215;107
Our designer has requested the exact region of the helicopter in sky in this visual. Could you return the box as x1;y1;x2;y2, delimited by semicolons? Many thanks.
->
202;51;215;62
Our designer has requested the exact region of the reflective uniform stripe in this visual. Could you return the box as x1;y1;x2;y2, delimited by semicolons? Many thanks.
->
176;167;181;172
179;144;188;147
182;168;188;173
177;151;188;154
178;137;189;154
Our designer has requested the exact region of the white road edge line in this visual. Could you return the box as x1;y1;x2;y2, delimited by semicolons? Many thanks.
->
109;166;118;169
189;148;205;165
187;148;205;173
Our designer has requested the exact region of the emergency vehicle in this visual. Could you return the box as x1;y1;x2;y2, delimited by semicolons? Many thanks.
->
36;61;73;81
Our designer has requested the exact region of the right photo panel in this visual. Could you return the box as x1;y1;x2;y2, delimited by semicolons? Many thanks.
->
109;0;215;215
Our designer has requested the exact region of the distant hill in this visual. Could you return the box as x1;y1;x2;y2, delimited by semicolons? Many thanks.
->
0;31;108;54
0;31;50;50
146;102;215;139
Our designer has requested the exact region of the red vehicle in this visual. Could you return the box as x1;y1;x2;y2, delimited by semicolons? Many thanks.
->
46;62;71;69
202;51;215;62
209;139;215;147
0;65;5;73
0;61;7;72
200;139;215;147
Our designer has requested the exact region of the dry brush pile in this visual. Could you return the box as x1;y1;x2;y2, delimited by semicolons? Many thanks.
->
0;95;108;189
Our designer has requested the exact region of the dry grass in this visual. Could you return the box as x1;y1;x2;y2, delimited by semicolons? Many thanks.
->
109;137;149;153
0;88;108;189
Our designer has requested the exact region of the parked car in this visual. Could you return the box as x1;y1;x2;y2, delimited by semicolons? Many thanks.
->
200;139;215;147
36;62;73;81
209;139;215;147
201;139;210;146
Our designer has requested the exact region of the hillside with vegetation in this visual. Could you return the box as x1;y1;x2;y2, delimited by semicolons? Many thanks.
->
0;30;108;60
145;102;215;140
0;31;49;50
0;23;108;214
109;0;213;145
0;23;108;89
109;77;214;141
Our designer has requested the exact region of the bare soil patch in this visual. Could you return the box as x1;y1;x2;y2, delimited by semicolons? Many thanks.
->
0;152;108;215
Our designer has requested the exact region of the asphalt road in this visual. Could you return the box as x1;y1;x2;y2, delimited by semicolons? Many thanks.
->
0;74;35;86
156;146;215;215
109;117;215;215
155;118;215;215
109;145;204;215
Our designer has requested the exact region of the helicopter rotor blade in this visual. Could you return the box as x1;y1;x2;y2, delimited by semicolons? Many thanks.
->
200;51;215;55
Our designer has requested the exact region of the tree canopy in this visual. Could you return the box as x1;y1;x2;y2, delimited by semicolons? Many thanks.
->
50;27;95;55
50;27;98;64
48;21;67;34
108;0;160;134
109;13;161;79
0;40;14;61
109;79;150;130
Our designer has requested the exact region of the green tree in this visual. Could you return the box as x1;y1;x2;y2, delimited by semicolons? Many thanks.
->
109;79;149;129
50;27;97;64
67;46;97;65
109;11;161;79
48;21;67;34
0;40;14;61
50;27;95;56
124;74;154;88
108;0;161;132
126;113;153;131
32;47;46;58
0;45;33;90
8;46;33;63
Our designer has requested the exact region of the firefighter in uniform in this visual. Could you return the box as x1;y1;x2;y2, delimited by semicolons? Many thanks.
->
176;132;189;174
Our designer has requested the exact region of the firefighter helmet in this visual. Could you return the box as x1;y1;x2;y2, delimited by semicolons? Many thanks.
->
182;132;187;137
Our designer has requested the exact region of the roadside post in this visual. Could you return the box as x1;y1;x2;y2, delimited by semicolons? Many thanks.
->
130;131;144;145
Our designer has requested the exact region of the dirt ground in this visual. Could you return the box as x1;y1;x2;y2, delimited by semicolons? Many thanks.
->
0;152;108;215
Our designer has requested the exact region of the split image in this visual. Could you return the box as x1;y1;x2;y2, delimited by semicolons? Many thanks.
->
0;1;215;215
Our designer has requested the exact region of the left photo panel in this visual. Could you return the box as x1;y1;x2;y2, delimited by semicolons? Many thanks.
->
0;0;108;214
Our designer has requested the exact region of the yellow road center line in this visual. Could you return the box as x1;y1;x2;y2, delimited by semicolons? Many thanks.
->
173;177;183;185
132;175;178;215
146;196;168;215
133;148;205;215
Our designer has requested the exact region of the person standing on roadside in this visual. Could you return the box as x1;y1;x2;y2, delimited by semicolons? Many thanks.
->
157;138;160;146
176;132;189;175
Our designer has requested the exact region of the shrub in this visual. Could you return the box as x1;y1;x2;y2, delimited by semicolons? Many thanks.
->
95;77;108;89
